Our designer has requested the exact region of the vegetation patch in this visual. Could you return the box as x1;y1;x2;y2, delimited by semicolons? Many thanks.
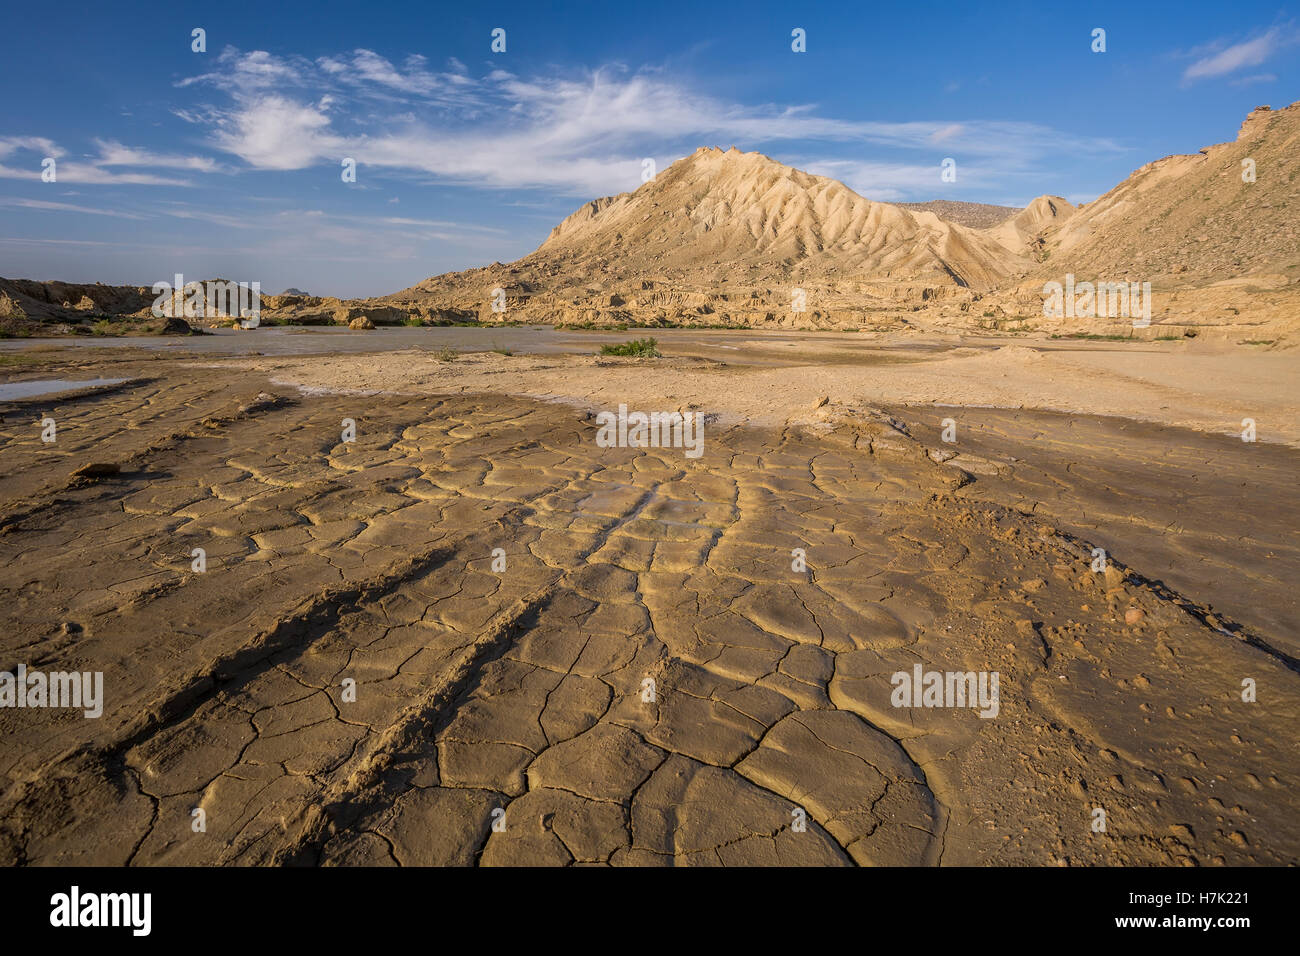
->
599;337;660;358
1049;332;1137;341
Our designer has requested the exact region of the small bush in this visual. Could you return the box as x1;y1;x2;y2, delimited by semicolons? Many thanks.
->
600;337;659;358
1048;332;1134;341
433;347;458;362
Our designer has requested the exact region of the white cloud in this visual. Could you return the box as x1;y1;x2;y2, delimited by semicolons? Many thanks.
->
348;50;436;94
213;95;343;170
92;140;218;172
1229;73;1277;87
0;198;149;219
0;161;191;186
178;47;309;93
177;54;1122;198
0;137;208;184
929;124;964;144
802;159;984;201
1183;28;1291;82
0;136;62;158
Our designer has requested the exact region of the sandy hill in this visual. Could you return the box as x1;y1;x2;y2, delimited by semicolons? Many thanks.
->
1037;104;1300;286
985;196;1077;257
975;101;1300;338
531;147;1025;287
381;147;1066;328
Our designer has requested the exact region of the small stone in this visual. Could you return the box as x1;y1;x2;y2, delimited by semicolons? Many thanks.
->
1125;607;1145;625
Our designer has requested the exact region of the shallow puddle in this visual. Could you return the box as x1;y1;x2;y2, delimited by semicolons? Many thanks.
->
0;378;128;400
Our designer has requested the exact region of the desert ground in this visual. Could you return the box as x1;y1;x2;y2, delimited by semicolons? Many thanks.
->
2;101;1297;868
1;330;1295;866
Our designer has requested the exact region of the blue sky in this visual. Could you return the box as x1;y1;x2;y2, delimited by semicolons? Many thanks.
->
1;0;1296;297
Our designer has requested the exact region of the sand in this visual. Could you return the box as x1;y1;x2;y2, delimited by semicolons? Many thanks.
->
235;335;1300;445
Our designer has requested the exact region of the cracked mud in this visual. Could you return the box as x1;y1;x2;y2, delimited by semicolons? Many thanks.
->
0;361;1296;866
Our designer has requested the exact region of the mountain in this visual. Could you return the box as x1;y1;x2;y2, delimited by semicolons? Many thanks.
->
381;146;1061;328
1036;104;1300;285
3;103;1297;338
379;103;1298;335
976;101;1300;336
532;147;1025;287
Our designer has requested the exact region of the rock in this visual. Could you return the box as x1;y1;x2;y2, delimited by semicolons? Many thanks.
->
1125;607;1145;625
236;392;279;415
336;305;404;326
161;317;194;335
71;462;120;479
0;293;28;320
349;316;375;330
813;395;829;409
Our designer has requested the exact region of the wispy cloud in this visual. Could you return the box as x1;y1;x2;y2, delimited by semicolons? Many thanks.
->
799;160;959;202
176;49;1123;198
92;140;219;172
0;136;61;158
0;137;207;185
0;197;149;219
1229;73;1277;87
1182;27;1296;82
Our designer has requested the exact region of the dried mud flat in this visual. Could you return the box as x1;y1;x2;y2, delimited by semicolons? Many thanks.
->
0;353;1297;867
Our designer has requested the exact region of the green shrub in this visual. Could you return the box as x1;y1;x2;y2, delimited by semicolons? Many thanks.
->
600;337;659;358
